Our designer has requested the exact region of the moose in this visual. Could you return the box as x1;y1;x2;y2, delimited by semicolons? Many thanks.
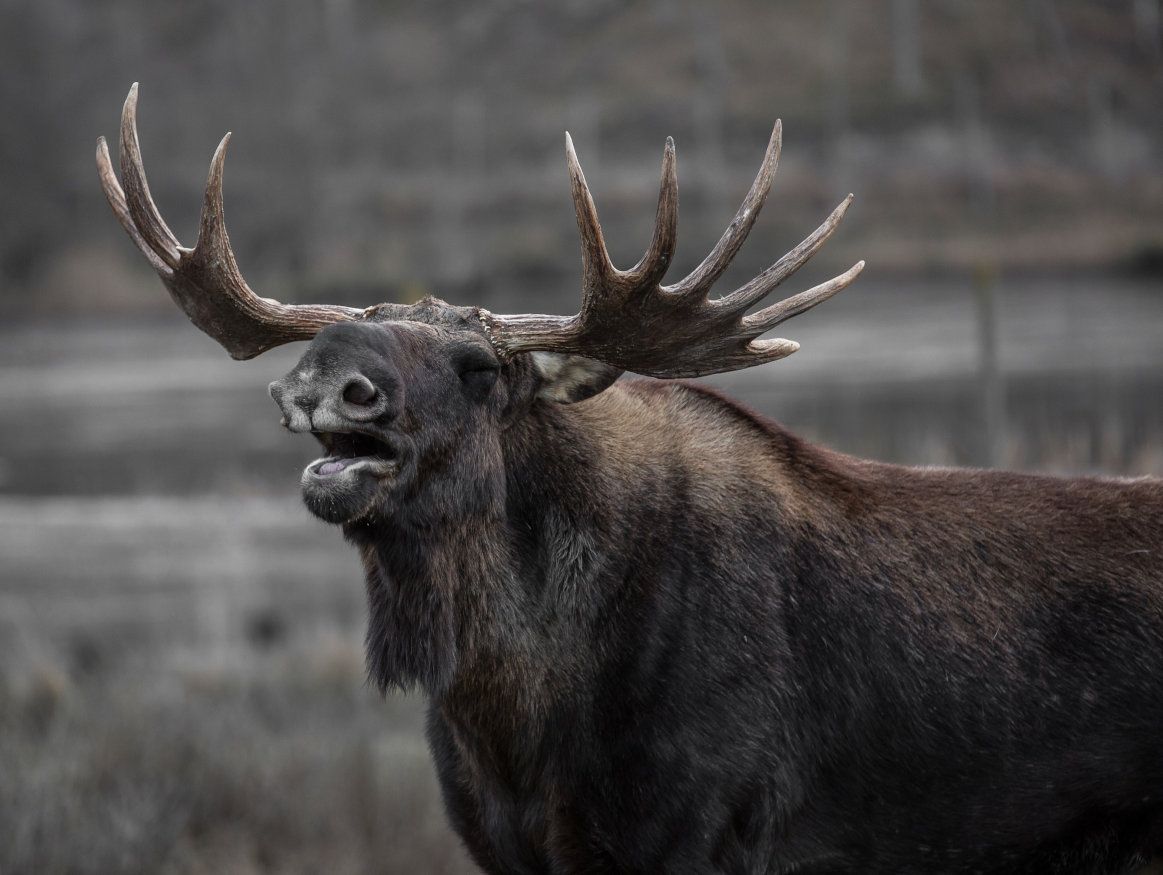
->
98;85;1162;873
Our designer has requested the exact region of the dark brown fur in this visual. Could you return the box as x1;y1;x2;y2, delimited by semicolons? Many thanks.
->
267;318;1163;874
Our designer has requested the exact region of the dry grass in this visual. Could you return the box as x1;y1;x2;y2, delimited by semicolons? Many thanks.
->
0;639;476;875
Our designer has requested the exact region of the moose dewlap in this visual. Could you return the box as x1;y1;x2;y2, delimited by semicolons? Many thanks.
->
98;84;1163;873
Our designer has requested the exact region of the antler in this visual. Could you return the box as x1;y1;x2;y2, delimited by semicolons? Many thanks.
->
480;123;864;378
96;84;364;360
98;86;862;375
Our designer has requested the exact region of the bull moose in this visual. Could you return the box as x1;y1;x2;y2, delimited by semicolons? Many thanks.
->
97;85;1162;873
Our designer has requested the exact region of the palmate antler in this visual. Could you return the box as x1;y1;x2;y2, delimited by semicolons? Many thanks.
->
96;84;369;359
480;124;863;378
98;85;863;376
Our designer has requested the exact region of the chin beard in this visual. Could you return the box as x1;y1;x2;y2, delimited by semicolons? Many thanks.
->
359;538;459;695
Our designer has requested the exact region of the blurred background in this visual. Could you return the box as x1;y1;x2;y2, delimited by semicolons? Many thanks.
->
0;1;1161;872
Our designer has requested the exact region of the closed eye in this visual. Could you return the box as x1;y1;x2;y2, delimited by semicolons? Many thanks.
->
452;345;500;377
460;366;498;398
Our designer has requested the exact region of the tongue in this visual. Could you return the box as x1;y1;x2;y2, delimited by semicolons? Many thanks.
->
318;458;352;476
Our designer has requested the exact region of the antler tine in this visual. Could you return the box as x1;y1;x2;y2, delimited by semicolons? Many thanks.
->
714;193;854;314
565;133;616;296
179;131;288;334
193;132;251;293
119;83;181;270
664;120;781;298
96;136;171;276
98;84;363;360
742;260;865;336
622;136;678;288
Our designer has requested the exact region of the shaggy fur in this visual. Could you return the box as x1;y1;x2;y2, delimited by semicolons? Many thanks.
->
270;314;1163;874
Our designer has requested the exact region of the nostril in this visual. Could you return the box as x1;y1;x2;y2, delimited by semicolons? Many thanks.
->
342;376;377;406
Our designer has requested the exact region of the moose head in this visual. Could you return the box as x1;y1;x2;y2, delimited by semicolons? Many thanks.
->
97;84;862;529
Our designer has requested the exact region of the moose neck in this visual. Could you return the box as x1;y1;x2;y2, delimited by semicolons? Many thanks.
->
347;394;626;713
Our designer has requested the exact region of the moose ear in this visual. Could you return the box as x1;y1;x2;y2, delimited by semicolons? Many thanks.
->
532;353;622;404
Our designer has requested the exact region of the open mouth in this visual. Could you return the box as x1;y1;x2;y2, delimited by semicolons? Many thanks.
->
307;430;400;479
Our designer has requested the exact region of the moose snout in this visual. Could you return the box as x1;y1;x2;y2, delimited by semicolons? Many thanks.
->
268;369;395;433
